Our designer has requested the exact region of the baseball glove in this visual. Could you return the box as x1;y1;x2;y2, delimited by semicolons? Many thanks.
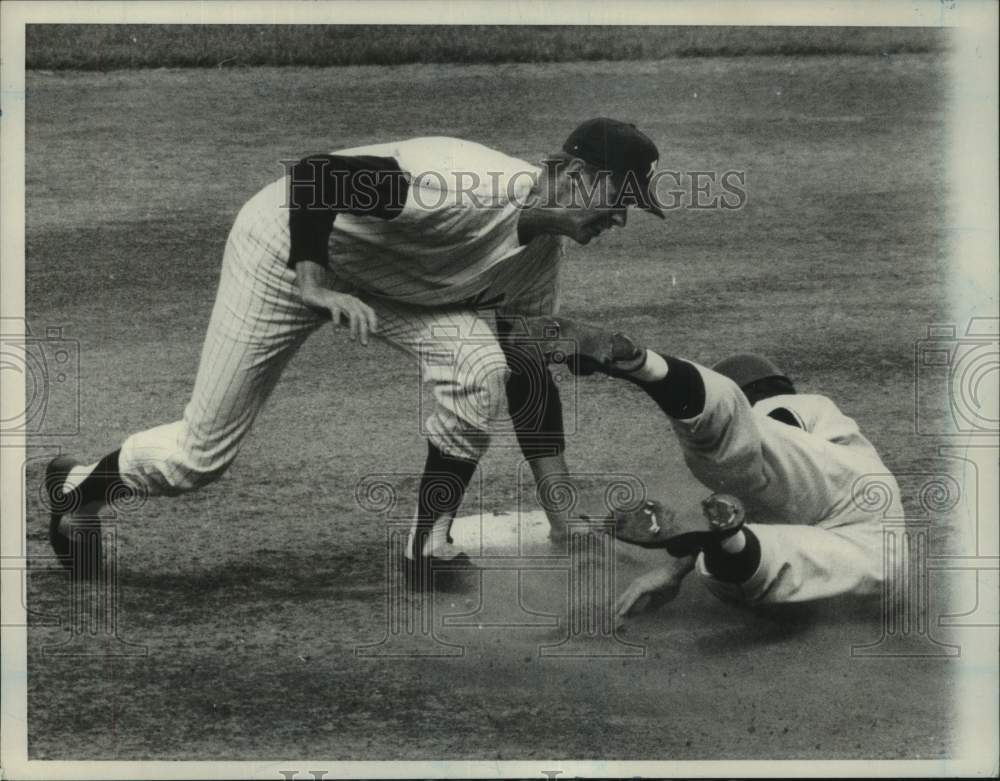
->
524;316;647;376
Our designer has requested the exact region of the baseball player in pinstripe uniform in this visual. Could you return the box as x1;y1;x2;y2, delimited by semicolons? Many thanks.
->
44;118;665;587
523;317;897;618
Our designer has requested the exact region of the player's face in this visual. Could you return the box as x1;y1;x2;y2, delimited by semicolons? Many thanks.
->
556;163;629;245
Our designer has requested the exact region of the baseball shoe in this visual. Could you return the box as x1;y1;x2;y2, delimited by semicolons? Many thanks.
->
44;455;103;578
613;493;746;556
523;316;646;377
402;552;476;592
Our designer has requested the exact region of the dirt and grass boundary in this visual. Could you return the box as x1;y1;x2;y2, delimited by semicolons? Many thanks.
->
27;24;949;71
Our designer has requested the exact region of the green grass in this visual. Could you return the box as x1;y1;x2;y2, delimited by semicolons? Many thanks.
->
26;24;950;70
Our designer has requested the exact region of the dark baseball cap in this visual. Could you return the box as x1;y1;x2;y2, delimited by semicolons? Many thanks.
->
562;117;665;218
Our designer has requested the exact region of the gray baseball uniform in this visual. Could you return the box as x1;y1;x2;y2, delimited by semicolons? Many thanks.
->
675;365;896;603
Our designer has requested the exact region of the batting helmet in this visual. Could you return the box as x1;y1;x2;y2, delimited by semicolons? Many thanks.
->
712;353;795;405
712;353;787;387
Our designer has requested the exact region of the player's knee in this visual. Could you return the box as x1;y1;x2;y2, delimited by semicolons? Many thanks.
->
448;362;510;430
468;357;510;422
427;344;509;454
426;411;491;462
427;337;511;428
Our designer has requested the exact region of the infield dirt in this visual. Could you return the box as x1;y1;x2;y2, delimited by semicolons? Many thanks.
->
23;55;965;760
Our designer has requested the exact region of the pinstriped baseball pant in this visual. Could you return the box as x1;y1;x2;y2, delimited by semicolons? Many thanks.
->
117;213;561;496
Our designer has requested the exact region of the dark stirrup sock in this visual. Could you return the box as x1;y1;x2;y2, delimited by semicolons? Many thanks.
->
412;442;479;552
628;355;707;419
702;527;762;584
75;449;131;508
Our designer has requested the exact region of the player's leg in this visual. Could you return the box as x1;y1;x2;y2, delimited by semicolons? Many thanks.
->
696;519;885;605
370;303;508;566
117;247;322;493
495;315;574;539
47;213;323;566
616;502;884;616
490;236;582;538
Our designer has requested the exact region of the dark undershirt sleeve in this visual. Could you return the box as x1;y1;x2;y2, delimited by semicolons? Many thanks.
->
287;154;408;269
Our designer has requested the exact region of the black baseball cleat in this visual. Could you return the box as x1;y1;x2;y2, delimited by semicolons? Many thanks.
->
613;493;746;557
402;552;476;592
44;455;103;578
523;316;646;377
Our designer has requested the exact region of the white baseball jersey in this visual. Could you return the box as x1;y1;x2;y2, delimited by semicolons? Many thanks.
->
674;366;899;603
245;136;561;307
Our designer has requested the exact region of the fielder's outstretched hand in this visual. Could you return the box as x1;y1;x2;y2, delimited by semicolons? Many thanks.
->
614;555;696;624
